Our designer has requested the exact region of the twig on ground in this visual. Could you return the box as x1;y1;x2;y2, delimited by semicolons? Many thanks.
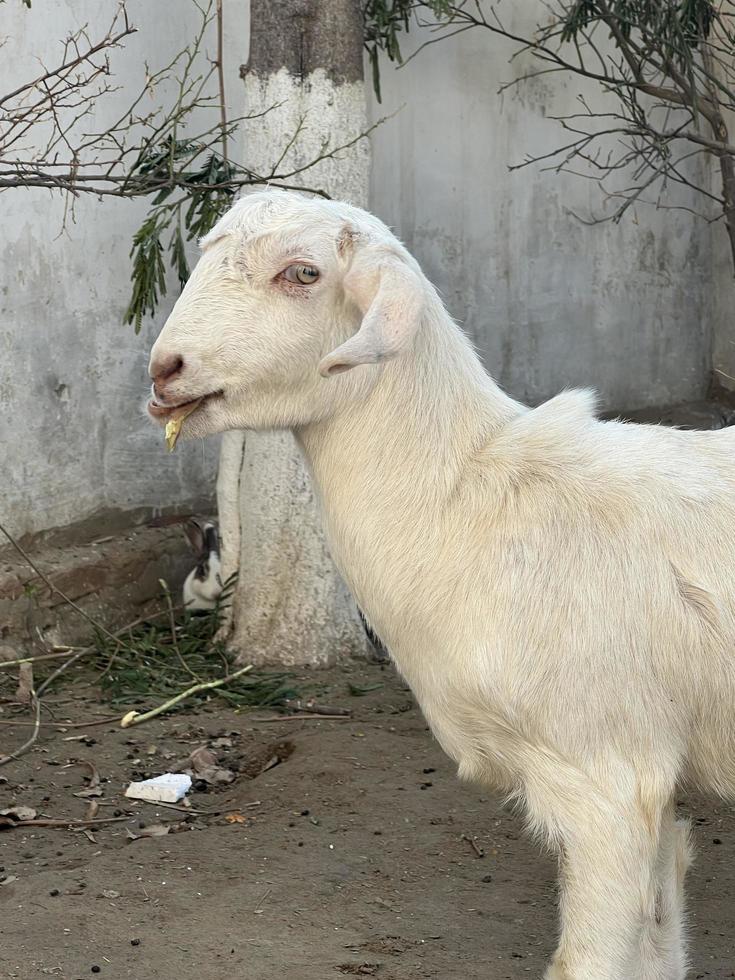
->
0;815;133;829
254;888;272;914
0;716;120;729
0;691;41;766
461;833;486;859
120;664;254;728
0;649;89;669
35;651;87;698
284;698;352;717
133;799;259;816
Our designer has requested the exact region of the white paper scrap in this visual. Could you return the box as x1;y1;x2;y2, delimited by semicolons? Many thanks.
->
124;773;192;804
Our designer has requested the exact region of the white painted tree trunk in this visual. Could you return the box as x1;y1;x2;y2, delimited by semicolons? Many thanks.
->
218;44;371;666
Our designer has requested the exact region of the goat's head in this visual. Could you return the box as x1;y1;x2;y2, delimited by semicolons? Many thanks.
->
147;190;428;438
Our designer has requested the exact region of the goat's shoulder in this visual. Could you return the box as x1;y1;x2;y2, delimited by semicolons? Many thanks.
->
483;388;600;479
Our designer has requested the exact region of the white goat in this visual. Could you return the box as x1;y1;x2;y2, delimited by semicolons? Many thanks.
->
147;190;735;980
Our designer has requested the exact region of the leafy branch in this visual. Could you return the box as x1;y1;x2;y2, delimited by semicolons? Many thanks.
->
363;1;735;272
1;0;376;328
363;0;452;101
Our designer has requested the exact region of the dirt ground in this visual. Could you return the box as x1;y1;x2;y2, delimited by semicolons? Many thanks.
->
1;661;734;980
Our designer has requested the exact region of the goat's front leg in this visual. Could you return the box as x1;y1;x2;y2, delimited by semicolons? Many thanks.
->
637;808;692;980
526;773;661;980
543;816;657;980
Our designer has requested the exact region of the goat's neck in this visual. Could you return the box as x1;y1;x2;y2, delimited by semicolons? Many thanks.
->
296;307;523;613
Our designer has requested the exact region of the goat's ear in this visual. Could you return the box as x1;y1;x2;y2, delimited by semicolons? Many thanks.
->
318;242;425;377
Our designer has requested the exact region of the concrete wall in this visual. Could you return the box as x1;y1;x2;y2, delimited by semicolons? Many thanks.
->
367;13;717;411
0;0;248;539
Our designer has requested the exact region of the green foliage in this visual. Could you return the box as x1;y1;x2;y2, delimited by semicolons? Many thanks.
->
123;137;239;332
362;0;721;95
363;0;452;101
560;0;718;67
360;0;735;260
125;215;167;334
93;582;297;711
170;224;190;290
182;152;237;239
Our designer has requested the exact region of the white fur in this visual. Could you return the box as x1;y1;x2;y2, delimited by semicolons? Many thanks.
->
149;190;735;979
182;552;223;611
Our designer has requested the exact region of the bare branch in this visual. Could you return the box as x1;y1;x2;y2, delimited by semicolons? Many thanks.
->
364;0;735;269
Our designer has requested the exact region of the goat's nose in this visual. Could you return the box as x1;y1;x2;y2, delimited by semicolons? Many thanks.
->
150;353;184;383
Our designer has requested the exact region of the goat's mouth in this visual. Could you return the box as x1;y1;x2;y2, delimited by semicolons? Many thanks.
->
147;390;223;421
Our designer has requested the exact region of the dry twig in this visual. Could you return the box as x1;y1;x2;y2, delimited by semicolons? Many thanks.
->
0;692;41;766
119;663;254;728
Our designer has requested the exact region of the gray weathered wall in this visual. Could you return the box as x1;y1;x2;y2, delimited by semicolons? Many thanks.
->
367;14;718;410
0;0;248;539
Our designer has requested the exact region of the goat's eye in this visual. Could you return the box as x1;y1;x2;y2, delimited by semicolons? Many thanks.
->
282;264;320;285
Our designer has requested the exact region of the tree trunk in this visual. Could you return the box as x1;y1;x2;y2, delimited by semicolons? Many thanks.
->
713;126;735;279
218;0;370;666
702;46;735;391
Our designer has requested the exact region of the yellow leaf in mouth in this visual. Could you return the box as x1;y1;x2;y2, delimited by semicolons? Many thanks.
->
164;398;203;452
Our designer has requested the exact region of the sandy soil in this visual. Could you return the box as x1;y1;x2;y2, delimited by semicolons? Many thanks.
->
1;661;734;980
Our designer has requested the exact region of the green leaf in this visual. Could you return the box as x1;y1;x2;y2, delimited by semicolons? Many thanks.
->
370;46;382;103
124;214;169;333
170;223;190;289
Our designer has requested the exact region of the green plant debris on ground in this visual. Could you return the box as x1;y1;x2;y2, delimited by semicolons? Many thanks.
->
347;682;384;697
91;590;296;712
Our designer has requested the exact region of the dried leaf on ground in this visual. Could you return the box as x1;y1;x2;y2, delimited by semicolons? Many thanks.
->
183;745;236;785
284;697;351;717
74;786;103;799
74;759;102;798
0;806;38;823
77;760;101;788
